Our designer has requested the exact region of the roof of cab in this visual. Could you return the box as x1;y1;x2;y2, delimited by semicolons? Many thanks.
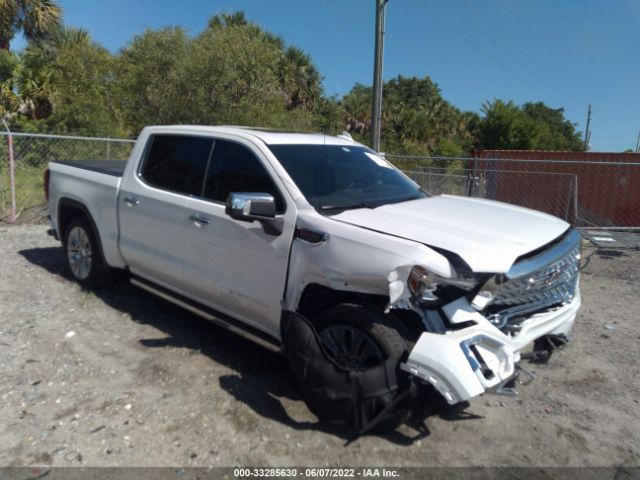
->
145;125;361;146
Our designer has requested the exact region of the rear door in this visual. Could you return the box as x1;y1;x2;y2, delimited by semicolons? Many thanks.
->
118;133;214;290
182;138;296;337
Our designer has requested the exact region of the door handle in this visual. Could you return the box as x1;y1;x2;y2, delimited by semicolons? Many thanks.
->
188;214;209;227
123;196;140;207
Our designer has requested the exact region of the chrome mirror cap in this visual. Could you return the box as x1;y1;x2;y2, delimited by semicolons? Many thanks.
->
226;192;276;221
225;192;283;236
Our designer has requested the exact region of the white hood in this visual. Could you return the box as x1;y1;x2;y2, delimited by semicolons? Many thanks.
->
331;195;570;273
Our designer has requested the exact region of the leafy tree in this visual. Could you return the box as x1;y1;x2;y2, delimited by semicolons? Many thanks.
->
208;11;250;29
2;7;585;158
1;49;23;114
4;27;123;136
457;110;481;152
0;0;62;51
314;95;344;134
478;100;530;150
342;75;475;155
181;17;287;126
521;102;583;150
116;27;190;133
341;83;370;136
116;12;320;132
0;42;52;119
43;29;121;135
279;46;322;110
206;11;323;114
478;100;582;151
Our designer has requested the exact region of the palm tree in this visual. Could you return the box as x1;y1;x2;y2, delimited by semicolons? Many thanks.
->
0;26;88;119
0;45;53;119
208;11;248;29
0;0;62;51
341;84;371;135
0;50;20;114
279;46;322;111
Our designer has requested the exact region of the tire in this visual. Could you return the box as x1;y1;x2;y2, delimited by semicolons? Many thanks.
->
63;215;113;288
309;304;413;432
314;304;408;371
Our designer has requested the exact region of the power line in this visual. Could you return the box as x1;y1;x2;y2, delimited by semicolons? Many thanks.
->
405;2;626;151
591;110;618;141
421;2;566;106
445;1;576;109
455;0;623;144
460;0;583;105
459;1;585;104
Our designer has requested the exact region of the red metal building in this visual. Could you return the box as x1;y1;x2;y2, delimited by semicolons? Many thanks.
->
474;150;640;227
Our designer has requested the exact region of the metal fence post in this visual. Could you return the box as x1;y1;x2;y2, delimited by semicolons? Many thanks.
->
8;133;16;223
573;175;579;226
2;119;17;223
469;156;479;197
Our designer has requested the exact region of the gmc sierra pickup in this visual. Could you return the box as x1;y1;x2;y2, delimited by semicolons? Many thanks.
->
45;126;582;432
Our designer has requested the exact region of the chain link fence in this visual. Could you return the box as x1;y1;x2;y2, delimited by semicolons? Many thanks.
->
0;132;134;222
1;132;638;232
388;154;640;230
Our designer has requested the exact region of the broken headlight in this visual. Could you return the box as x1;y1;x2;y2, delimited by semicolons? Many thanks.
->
407;265;478;306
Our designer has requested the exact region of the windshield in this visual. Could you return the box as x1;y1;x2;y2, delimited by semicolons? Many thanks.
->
267;144;426;213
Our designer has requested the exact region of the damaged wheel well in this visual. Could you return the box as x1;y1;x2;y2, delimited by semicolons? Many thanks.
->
297;283;387;320
295;283;424;343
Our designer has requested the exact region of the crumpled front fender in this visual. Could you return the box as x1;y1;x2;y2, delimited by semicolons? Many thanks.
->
401;293;580;405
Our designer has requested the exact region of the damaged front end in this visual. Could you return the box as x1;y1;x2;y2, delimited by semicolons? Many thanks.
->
388;229;582;405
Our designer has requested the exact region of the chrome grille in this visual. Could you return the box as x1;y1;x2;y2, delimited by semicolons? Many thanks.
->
488;230;581;330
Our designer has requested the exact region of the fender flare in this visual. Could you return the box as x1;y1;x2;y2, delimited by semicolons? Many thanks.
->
57;197;108;264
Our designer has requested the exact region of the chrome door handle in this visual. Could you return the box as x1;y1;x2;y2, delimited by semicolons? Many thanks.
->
123;196;140;207
188;214;209;227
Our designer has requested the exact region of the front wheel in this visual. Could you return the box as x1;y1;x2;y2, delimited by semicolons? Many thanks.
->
63;216;112;288
305;304;413;432
315;304;408;371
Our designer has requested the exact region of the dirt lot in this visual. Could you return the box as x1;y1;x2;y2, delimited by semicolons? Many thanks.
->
0;224;639;468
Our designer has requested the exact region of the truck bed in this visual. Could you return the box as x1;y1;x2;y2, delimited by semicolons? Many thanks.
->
48;159;125;268
52;160;127;177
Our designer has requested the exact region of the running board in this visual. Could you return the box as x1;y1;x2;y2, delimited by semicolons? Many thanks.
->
130;277;282;353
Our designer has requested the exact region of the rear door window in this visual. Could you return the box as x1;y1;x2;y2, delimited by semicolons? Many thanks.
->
140;135;214;196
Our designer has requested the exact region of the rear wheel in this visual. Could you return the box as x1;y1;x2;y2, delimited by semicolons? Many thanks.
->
63;216;112;288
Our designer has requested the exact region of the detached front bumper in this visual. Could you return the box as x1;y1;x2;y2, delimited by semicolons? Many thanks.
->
401;288;581;404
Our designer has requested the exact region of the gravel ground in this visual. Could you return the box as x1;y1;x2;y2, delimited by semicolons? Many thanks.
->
0;224;639;468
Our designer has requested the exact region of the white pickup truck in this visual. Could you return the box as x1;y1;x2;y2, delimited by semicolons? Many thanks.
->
45;125;582;432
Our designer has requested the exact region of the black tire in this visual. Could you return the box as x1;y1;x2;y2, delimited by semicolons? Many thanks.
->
63;215;113;288
311;304;413;432
314;304;408;370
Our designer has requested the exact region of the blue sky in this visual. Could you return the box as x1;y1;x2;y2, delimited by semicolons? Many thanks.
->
12;0;640;151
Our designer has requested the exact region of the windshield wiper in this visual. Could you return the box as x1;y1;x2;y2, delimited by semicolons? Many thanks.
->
320;203;373;212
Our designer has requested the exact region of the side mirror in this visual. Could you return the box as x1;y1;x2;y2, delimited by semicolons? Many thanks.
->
226;192;276;220
225;192;283;235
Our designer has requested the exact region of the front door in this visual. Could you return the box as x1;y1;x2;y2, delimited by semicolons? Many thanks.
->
182;138;296;337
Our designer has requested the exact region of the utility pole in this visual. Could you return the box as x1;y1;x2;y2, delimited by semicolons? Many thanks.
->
371;0;388;152
583;104;591;151
635;130;640;153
